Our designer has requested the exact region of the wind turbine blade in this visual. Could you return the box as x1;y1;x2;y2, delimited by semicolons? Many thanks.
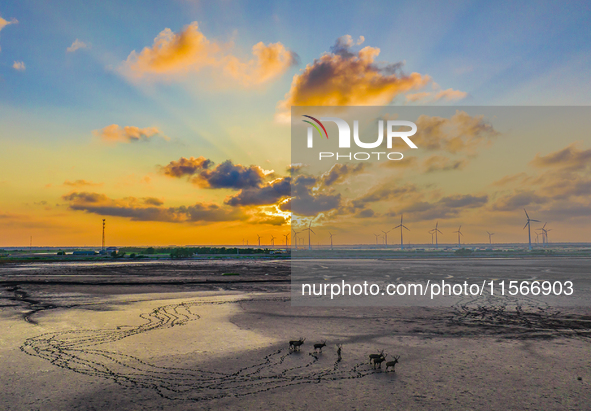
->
523;222;529;230
524;208;529;219
403;226;410;231
394;225;401;229
310;229;315;234
531;219;541;223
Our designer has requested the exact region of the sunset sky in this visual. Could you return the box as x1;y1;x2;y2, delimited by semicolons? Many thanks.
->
1;1;591;247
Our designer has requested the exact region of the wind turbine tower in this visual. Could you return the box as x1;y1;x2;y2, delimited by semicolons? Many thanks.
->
454;225;463;247
102;219;106;250
545;227;552;246
257;234;262;247
523;208;540;251
329;232;334;250
302;222;315;250
270;235;276;247
431;222;442;249
537;223;551;247
381;229;392;247
487;231;494;245
284;233;289;248
373;233;380;245
292;229;298;250
394;214;410;250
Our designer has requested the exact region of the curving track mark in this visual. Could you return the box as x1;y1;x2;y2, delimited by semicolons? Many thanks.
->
20;299;377;401
450;294;591;341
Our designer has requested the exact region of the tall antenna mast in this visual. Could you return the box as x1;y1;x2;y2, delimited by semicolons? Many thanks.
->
102;219;106;250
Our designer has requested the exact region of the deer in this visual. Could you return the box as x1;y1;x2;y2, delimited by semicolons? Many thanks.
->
336;344;342;361
369;350;385;365
314;340;327;353
373;353;387;369
385;355;400;372
289;337;305;351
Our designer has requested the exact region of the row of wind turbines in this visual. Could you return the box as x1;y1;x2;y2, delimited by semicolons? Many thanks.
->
246;209;553;251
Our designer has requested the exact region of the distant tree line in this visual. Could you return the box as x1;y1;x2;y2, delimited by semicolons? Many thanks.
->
119;246;279;259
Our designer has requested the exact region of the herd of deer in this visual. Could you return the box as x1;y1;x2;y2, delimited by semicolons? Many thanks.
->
288;338;399;372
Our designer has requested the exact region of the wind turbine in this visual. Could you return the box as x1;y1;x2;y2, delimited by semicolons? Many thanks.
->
486;231;494;245
541;224;551;246
535;232;540;244
537;223;551;247
523;208;540;251
393;214;410;250
431;222;442;249
270;235;276;247
302;222;315;250
381;229;392;246
453;225;463;247
292;229;299;250
284;233;290;247
257;234;262;247
373;233;380;245
429;230;434;245
328;232;334;250
545;228;552;245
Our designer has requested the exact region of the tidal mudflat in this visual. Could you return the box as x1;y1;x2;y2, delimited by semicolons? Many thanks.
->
1;259;590;410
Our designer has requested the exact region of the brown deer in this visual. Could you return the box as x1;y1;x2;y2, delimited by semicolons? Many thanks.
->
373;353;387;369
314;340;327;352
385;355;400;372
369;350;385;365
289;337;305;351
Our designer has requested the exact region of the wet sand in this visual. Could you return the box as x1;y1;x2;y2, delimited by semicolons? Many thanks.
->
1;259;590;410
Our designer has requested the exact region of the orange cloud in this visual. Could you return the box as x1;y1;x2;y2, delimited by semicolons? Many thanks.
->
12;61;25;71
0;16;17;32
422;155;468;173
67;39;89;53
62;191;245;223
435;88;468;101
275;35;431;122
224;41;297;85
159;156;213;177
405;92;431;102
120;22;296;85
63;180;104;187
412;111;498;154
530;143;591;171
93;124;168;144
406;88;468;103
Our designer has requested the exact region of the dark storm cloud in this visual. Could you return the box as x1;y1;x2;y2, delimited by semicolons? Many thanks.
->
225;177;291;207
